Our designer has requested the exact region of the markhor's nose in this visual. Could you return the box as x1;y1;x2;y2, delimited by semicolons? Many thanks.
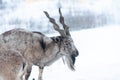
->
72;50;79;57
75;50;79;57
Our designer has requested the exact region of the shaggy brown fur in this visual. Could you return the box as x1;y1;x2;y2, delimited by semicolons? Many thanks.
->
0;49;26;80
0;8;79;80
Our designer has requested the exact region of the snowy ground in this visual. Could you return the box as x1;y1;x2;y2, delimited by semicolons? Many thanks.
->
0;0;120;80
28;25;120;80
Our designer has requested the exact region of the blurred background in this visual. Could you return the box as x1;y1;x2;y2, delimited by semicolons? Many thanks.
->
0;0;120;80
0;0;120;33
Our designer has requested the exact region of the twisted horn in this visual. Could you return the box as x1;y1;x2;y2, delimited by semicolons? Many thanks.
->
44;11;66;36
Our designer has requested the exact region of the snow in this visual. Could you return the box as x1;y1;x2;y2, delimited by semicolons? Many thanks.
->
28;25;120;80
1;0;120;31
0;0;120;80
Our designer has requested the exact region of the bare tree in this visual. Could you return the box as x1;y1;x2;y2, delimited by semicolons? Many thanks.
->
0;8;79;80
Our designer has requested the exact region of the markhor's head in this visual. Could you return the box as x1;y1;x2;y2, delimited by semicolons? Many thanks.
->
44;8;79;70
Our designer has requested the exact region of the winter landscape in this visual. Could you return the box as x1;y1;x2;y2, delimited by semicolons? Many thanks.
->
0;0;120;80
29;25;120;80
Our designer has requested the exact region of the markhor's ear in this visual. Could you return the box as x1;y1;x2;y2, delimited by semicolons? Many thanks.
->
51;36;64;43
51;37;58;43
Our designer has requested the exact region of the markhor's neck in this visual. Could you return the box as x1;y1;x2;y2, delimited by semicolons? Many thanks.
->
41;36;64;66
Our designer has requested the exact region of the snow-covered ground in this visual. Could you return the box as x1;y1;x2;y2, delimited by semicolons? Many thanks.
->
28;25;120;80
0;0;120;80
